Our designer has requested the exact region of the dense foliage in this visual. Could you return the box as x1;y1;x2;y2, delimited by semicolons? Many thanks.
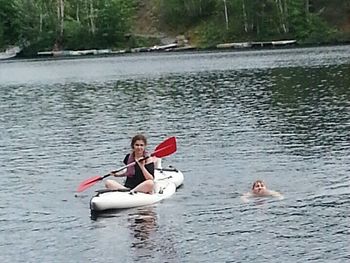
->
155;0;350;47
1;0;136;55
1;0;349;54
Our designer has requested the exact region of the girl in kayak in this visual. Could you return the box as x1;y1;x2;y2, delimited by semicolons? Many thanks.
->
105;134;155;194
241;180;283;202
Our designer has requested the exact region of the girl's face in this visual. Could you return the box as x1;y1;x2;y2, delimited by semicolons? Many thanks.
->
252;181;266;194
133;139;146;156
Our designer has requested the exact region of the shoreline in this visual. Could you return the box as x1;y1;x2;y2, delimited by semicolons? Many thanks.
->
2;41;350;62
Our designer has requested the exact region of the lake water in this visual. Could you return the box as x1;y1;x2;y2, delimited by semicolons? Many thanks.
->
1;46;349;262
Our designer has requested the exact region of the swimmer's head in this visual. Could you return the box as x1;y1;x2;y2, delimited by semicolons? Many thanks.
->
252;180;266;194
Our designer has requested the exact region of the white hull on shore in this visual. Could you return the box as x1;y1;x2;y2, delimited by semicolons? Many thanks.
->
0;46;21;60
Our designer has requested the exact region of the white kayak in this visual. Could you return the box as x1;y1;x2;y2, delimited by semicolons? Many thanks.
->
90;166;184;212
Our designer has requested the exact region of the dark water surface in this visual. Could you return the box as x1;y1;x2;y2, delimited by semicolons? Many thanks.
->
1;46;350;262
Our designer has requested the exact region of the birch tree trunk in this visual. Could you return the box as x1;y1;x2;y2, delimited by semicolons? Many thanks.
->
242;0;248;33
76;2;80;22
283;0;288;33
39;11;43;33
223;0;229;30
89;0;95;34
305;0;310;25
305;0;309;15
56;0;64;39
276;0;287;33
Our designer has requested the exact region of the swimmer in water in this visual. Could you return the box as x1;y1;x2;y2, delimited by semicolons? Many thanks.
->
241;180;283;202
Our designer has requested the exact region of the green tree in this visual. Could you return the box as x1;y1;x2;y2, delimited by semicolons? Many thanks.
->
0;0;20;48
156;0;217;30
94;0;135;48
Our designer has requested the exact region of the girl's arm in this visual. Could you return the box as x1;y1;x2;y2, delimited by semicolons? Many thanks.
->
110;168;127;177
136;158;154;180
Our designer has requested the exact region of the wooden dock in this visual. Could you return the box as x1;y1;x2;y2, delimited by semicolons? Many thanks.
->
217;39;297;49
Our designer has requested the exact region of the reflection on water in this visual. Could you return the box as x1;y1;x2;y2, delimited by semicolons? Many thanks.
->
269;65;350;157
0;47;350;262
128;208;158;249
89;206;179;262
129;207;181;262
127;207;163;263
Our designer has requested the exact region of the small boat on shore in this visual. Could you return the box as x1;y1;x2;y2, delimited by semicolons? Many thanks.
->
0;46;21;60
90;166;184;214
217;42;252;49
37;48;121;57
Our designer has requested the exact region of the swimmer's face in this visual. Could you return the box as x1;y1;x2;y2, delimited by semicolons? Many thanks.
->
252;181;266;194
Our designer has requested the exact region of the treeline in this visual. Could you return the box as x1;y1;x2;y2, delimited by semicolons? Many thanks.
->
1;0;349;55
155;0;350;47
0;0;136;55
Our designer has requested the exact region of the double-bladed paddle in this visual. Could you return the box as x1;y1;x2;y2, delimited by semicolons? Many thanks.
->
76;136;177;192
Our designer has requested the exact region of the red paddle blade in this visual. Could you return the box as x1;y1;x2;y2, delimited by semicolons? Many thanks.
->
76;175;102;192
152;136;177;158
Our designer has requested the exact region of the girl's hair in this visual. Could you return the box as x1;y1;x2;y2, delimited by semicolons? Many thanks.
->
252;180;265;190
130;134;147;148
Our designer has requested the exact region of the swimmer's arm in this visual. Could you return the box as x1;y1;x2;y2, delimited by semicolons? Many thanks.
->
240;192;252;203
270;190;284;200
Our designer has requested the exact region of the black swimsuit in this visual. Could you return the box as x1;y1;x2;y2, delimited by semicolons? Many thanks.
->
123;154;154;189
